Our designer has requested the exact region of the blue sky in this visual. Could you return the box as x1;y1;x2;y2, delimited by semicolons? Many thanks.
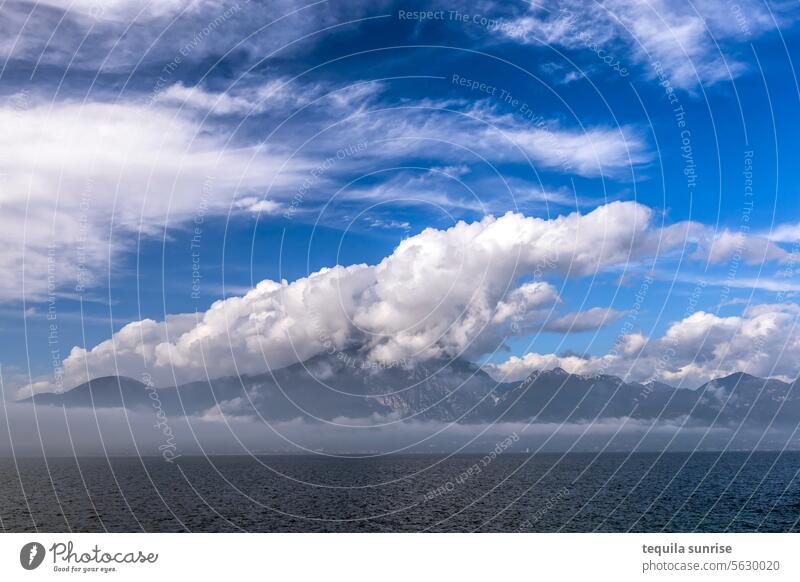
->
1;0;799;395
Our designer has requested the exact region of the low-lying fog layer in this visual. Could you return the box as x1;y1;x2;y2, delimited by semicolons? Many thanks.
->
2;403;798;457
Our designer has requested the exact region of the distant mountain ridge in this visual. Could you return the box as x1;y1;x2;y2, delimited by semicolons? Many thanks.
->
22;353;800;426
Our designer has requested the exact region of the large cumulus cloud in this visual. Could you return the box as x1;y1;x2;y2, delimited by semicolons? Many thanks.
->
21;201;662;394
20;200;792;397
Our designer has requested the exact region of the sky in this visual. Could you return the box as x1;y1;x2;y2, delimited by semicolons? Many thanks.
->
1;0;800;399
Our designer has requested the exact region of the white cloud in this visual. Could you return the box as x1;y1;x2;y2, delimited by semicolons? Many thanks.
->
497;123;651;177
699;229;790;264
487;303;800;387
767;223;800;244
0;98;301;302
492;282;560;325
155;79;310;116
543;306;626;332
156;82;269;116
154;78;385;119
342;103;652;178
235;196;283;214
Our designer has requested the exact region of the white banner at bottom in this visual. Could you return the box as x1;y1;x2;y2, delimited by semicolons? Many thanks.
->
0;533;796;581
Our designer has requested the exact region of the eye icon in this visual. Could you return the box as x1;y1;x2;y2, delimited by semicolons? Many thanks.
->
20;542;46;570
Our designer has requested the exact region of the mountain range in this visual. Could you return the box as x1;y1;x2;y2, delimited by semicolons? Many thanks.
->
23;351;800;426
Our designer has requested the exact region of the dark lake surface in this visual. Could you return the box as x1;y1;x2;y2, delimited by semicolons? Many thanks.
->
2;452;799;532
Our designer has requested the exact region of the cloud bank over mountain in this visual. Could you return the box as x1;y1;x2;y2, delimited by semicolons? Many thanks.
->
19;201;796;396
487;303;800;386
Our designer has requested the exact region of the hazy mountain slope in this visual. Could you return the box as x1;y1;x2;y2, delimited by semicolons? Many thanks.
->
23;357;800;426
24;352;511;422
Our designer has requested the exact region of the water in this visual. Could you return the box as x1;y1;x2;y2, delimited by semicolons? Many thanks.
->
1;452;799;532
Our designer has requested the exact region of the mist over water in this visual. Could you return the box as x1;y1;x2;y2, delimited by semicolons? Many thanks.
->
3;403;799;457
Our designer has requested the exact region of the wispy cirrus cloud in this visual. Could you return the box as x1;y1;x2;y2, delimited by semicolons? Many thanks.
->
496;0;785;88
0;0;387;69
0;97;303;302
153;78;383;117
305;98;652;179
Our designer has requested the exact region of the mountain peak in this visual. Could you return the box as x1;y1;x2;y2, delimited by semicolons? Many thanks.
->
705;371;779;389
718;371;756;381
